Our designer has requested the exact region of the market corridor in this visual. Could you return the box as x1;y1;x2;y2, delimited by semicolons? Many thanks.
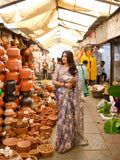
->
43;95;120;160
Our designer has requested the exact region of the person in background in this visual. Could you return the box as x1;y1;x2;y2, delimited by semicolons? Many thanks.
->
52;58;56;73
92;45;102;84
48;58;53;80
77;60;89;97
101;60;107;82
57;57;62;65
52;50;88;154
42;59;48;79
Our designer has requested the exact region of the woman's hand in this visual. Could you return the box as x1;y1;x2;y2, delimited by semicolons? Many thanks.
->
65;82;72;88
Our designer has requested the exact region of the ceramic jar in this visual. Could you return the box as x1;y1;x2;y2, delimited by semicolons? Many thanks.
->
5;58;22;71
19;66;33;80
4;109;15;117
5;80;16;95
6;46;20;58
20;80;33;91
6;71;19;83
4;117;13;126
20;97;33;106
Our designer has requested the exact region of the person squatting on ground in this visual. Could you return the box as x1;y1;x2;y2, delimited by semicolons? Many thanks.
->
52;50;88;154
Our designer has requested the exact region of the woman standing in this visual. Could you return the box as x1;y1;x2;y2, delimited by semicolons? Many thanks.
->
52;50;88;153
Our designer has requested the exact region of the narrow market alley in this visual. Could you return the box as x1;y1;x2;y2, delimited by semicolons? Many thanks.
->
44;95;120;160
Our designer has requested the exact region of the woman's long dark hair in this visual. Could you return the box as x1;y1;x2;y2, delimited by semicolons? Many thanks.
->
61;50;77;76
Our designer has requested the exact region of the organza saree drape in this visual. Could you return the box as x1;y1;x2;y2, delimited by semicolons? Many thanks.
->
52;65;86;153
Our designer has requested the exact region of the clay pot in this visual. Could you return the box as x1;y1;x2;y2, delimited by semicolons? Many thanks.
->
0;61;5;73
20;97;33;106
5;102;18;110
4;125;12;132
6;71;19;83
5;58;22;71
0;117;3;126
0;108;4;117
3;137;19;149
19;66;33;80
6;46;20;58
20;80;33;91
46;85;53;92
21;91;30;97
3;43;10;50
0;54;8;62
4;95;17;103
0;81;4;89
0;46;5;58
29;63;35;70
5;80;16;95
4;117;13;126
16;140;31;152
4;109;15;117
0;74;5;82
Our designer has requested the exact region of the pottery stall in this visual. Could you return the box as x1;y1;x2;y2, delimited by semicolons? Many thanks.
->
0;43;57;159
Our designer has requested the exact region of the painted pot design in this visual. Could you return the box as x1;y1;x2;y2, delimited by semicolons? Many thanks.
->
6;71;19;83
19;66;33;80
20;80;33;91
5;58;22;71
6;46;20;58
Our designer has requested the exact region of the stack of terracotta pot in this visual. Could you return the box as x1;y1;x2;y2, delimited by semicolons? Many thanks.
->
19;65;34;109
5;46;22;104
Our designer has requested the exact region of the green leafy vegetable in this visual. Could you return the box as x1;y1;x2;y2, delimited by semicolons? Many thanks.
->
108;85;120;97
104;117;119;134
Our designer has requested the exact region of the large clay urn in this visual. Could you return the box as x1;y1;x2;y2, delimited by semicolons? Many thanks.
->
6;46;20;58
5;58;22;71
0;61;5;73
6;71;19;83
0;46;5;58
20;80;33;91
19;66;33;80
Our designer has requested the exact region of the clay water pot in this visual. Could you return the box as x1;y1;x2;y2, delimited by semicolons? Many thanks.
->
21;91;30;97
4;109;15;117
5;102;18;110
4;95;17;103
19;66;33;80
5;80;16;95
6;71;19;83
0;54;8;62
6;46;20;58
4;117;13;126
20;80;33;91
5;58;22;71
20;96;33;106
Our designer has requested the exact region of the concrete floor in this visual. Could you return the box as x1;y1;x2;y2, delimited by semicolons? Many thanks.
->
39;95;120;160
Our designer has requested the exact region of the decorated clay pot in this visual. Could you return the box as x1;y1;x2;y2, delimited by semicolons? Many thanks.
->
5;58;22;71
4;117;13;126
5;102;18;110
6;46;20;58
21;91;30;97
0;54;8;62
6;71;19;83
4;109;15;117
19;66;33;80
20;80;33;91
20;96;33;106
5;80;16;95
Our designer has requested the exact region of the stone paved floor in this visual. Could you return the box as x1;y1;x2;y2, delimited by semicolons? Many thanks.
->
39;95;120;160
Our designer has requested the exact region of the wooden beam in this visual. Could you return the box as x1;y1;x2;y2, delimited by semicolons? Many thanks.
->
0;0;26;9
96;0;120;6
58;6;98;18
58;18;89;28
58;24;85;33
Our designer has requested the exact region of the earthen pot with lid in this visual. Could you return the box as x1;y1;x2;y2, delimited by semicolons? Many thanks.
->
5;58;22;71
19;66;33;80
6;46;20;58
20;80;33;91
6;71;19;83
